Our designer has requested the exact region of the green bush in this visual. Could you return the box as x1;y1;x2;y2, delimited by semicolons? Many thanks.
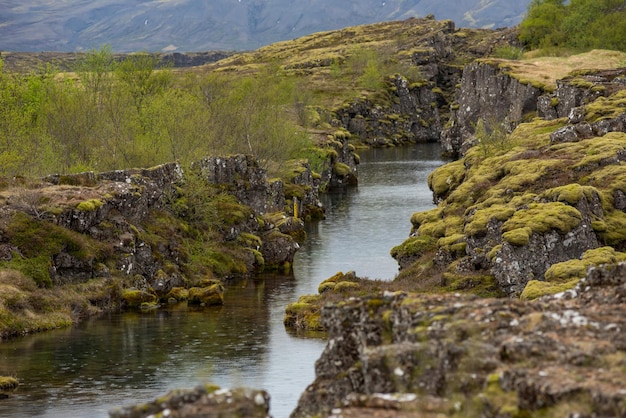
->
519;0;626;52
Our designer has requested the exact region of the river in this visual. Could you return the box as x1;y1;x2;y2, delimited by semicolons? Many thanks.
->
0;143;443;418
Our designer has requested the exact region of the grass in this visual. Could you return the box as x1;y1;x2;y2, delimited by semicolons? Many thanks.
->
487;49;626;91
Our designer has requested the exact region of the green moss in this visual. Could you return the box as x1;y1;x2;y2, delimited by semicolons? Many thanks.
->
502;227;533;246
542;184;598;205
318;281;336;293
333;281;360;292
443;273;503;298
0;376;19;392
410;207;443;229
544;247;626;284
569;132;626;171
165;287;189;301
188;284;224;306
520;279;580;300
76;198;104;212
584;90;626;122
332;162;352;177
428;160;465;197
390;235;437;259
122;289;157;308
597;209;626;245
502;202;581;235
464;205;516;237
283;295;322;330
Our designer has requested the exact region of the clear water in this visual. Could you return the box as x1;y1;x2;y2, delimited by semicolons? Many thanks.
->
0;143;443;418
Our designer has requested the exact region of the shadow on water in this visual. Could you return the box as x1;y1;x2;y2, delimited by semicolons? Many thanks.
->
0;143;444;418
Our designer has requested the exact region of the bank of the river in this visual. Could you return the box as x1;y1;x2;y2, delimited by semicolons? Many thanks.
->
0;145;444;418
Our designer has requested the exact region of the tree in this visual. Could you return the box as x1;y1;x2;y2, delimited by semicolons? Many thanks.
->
519;0;567;49
75;45;117;110
519;0;626;51
115;53;172;120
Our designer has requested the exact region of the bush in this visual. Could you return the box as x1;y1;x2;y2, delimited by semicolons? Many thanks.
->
519;0;626;52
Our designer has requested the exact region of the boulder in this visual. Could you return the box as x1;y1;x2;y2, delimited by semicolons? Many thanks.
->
109;385;270;418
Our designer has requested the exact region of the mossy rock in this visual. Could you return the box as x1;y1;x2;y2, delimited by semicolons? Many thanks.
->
390;235;437;259
542;184;598;205
333;281;360;292
318;281;336;294
520;279;580;300
283;295;322;330
502;227;532;246
544;246;626;283
502;202;581;235
76;198;104;212
428;159;465;198
332;162;352;177
464;205;516;237
188;284;224;306
0;376;19;393
165;287;189;302
122;289;157;308
317;271;357;293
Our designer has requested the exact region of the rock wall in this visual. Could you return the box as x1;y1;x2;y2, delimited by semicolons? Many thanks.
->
293;263;626;417
0;154;334;306
441;61;543;157
334;75;442;146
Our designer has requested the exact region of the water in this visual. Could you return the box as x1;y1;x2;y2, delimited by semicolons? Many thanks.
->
0;143;443;418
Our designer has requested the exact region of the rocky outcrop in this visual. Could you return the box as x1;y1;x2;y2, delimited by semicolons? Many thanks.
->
538;68;626;121
441;60;544;157
293;263;626;418
0;152;337;316
109;384;270;418
196;155;286;215
335;75;442;147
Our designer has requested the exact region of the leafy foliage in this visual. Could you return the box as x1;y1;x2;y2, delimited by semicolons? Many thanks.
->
0;46;312;177
519;0;626;52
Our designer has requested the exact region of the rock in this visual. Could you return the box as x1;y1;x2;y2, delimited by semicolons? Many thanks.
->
441;61;543;157
109;384;270;418
335;75;441;147
292;263;626;417
188;283;225;306
196;155;285;215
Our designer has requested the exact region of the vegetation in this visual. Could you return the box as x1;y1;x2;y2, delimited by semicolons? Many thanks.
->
0;48;311;177
519;0;626;52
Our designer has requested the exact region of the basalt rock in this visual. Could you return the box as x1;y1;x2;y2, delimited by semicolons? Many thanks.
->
335;75;442;147
292;263;626;418
538;68;626;121
109;385;270;418
196;155;285;215
441;61;543;158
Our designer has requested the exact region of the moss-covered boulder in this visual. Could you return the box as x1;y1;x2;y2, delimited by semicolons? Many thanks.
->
188;284;224;306
121;289;157;308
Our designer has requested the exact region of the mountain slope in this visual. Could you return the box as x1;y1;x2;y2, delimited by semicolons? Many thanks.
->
0;0;530;52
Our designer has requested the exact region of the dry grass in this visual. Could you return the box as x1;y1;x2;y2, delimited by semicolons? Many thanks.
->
490;49;626;91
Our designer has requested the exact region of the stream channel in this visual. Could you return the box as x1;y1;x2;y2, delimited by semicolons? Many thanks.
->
0;143;444;418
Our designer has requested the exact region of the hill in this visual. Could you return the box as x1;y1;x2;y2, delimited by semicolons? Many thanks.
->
0;0;531;52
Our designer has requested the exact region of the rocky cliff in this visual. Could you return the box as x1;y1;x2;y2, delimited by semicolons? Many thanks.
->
286;55;626;417
392;61;626;299
292;263;626;417
0;151;339;339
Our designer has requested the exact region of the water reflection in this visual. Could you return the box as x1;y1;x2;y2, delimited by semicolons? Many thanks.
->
295;143;444;281
0;143;443;418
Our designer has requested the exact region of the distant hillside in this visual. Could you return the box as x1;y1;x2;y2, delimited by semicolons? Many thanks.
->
0;0;530;52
